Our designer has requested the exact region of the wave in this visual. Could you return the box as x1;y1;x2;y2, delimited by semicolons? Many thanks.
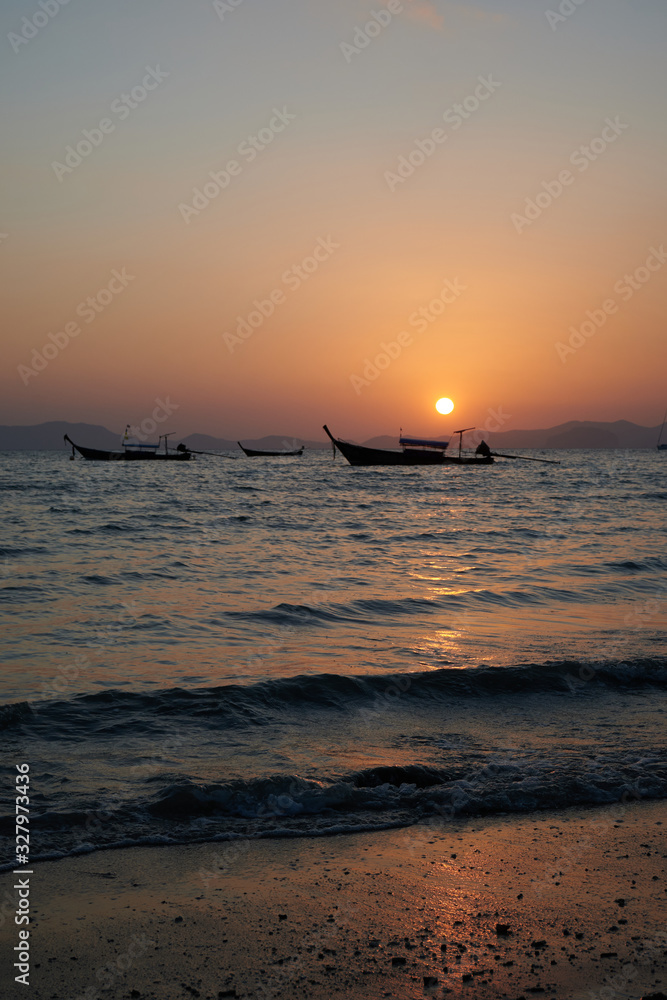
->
1;752;664;872
223;581;663;628
0;545;50;557
2;658;665;735
604;556;667;573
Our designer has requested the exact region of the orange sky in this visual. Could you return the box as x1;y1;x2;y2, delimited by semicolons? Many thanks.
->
2;0;666;439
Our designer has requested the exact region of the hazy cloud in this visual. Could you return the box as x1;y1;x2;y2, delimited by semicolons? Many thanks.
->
375;0;505;32
404;1;444;30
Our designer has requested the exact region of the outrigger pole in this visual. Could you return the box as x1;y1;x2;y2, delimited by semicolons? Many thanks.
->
185;449;237;459
163;433;237;458
490;451;560;465
453;426;561;464
157;432;236;458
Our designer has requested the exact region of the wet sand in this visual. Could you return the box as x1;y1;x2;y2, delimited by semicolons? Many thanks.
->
2;800;666;1000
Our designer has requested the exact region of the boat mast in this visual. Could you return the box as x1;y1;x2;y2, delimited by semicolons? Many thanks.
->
161;432;175;455
453;427;474;459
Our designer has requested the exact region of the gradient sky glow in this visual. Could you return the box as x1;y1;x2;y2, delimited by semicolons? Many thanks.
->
2;0;666;439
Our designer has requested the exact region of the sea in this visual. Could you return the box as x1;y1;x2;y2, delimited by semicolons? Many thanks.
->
1;447;666;868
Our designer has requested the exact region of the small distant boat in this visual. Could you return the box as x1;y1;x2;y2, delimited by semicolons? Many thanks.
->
238;442;304;457
64;433;192;462
657;409;667;451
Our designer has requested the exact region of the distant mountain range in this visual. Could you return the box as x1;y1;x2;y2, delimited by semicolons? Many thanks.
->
0;419;663;451
366;420;664;450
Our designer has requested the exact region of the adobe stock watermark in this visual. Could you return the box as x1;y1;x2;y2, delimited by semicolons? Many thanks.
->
124;397;180;442
533;784;641;899
66;727;189;857
222;236;340;353
384;76;502;191
212;0;245;21
350;278;466;394
8;0;72;54
51;66;169;181
37;601;141;704
545;0;588;32
17;268;135;385
73;932;155;1000
340;0;403;63
565;587;666;697
555;244;666;362
179;107;296;224
511;116;629;233
587;931;667;1000
467;405;512;443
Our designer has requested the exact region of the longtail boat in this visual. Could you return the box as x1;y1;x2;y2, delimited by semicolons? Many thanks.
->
238;442;304;457
323;425;560;467
323;425;448;466
64;433;192;461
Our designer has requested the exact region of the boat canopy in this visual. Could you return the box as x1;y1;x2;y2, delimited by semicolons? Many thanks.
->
122;426;159;450
399;436;450;450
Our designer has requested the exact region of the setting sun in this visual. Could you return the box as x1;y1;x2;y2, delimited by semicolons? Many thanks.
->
435;397;454;415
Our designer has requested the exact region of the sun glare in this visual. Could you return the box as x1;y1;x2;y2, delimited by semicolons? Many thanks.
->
435;397;454;415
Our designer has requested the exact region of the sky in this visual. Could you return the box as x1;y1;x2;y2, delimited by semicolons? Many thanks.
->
1;0;666;440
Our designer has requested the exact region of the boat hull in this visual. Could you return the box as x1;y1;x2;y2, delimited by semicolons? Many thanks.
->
340;444;444;466
323;426;445;466
64;435;191;461
238;443;304;457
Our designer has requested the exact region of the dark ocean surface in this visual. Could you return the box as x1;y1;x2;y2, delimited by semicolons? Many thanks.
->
1;448;665;867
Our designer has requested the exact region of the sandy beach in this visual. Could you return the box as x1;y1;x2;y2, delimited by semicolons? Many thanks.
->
3;799;665;1000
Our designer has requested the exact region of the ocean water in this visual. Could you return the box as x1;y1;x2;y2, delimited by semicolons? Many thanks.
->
1;447;666;866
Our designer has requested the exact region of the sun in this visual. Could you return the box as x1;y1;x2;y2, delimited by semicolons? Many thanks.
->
435;397;454;415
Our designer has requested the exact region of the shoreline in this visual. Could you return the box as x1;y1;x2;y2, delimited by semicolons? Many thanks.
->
1;799;665;999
